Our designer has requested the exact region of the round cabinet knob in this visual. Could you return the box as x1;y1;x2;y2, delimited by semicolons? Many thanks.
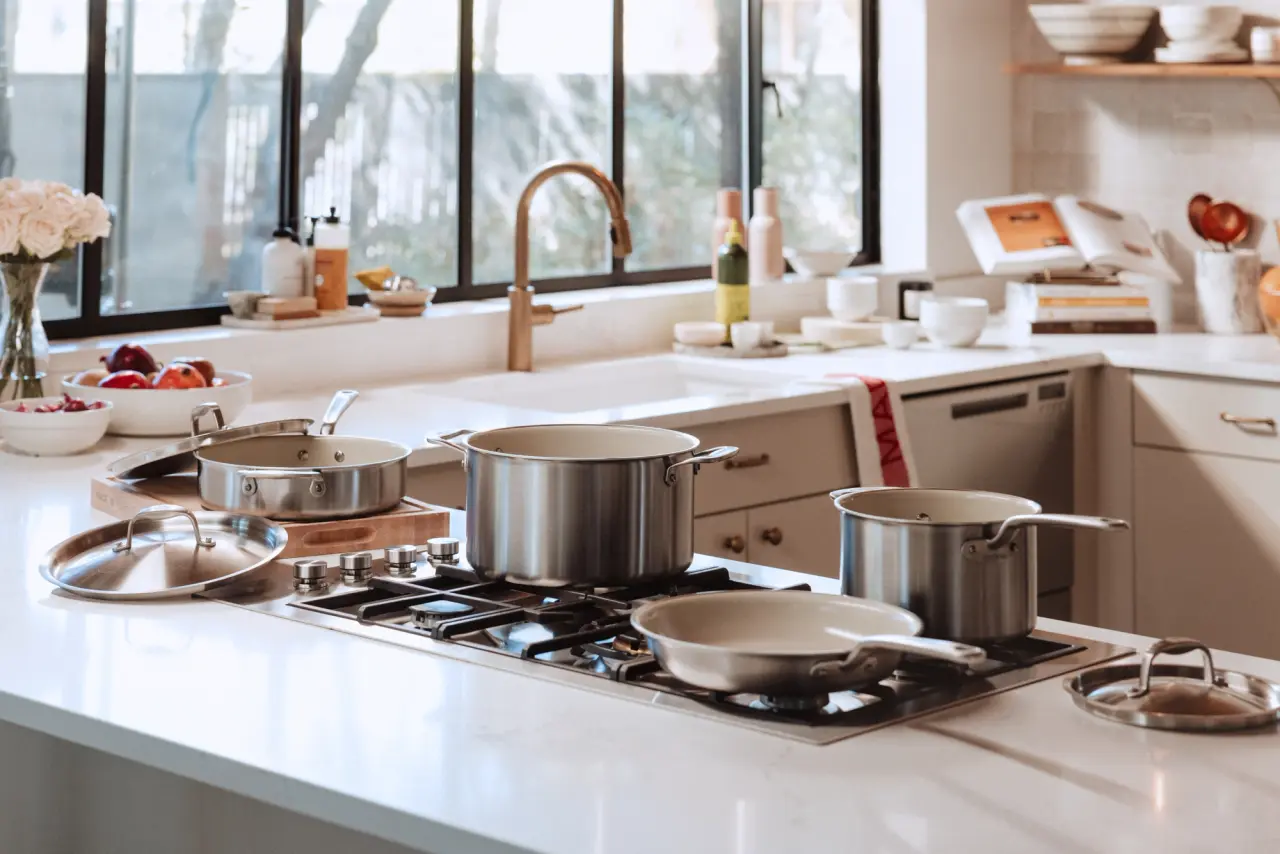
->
760;527;783;546
426;537;460;562
722;535;746;555
294;559;329;592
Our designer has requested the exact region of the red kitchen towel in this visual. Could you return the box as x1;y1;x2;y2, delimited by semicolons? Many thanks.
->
824;374;917;488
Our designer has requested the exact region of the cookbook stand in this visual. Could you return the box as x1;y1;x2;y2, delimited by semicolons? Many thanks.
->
90;474;450;560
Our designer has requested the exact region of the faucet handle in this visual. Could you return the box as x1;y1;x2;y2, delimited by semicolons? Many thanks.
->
531;303;584;326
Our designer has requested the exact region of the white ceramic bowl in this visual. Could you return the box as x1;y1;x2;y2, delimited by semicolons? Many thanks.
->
1029;4;1156;64
674;321;727;347
0;397;112;456
919;297;989;348
61;370;253;437
784;248;857;278
826;275;879;322
1159;4;1241;44
881;321;920;350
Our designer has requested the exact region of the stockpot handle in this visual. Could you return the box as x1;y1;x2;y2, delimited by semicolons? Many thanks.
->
316;389;359;436
239;468;326;497
189;402;226;437
1129;637;1220;699
112;504;216;553
829;486;898;501
424;429;474;456
810;635;987;679
985;513;1130;551
664;446;738;485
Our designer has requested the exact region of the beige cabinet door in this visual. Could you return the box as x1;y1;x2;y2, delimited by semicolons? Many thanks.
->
1135;446;1280;658
693;510;749;562
747;494;842;579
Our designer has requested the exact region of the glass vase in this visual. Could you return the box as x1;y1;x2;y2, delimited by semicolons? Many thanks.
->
0;261;50;401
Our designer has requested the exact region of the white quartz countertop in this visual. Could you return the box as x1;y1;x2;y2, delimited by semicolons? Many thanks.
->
5;331;1280;852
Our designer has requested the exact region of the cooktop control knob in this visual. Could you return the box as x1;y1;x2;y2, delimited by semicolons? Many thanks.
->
293;559;330;593
425;537;460;564
384;544;419;577
339;551;374;585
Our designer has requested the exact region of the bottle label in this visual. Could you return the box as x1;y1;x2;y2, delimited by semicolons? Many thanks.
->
715;285;750;338
313;248;349;311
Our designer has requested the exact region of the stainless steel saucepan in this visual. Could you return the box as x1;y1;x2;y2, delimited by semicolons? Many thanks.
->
631;589;987;697
832;487;1130;644
426;424;737;587
196;390;410;521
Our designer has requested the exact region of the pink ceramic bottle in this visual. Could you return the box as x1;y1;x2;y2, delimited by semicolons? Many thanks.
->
711;189;746;279
749;187;784;285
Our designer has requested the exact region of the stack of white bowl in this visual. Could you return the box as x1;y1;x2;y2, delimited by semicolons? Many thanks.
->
1028;5;1156;65
1156;5;1245;63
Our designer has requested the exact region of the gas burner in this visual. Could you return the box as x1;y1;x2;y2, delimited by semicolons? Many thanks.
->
411;599;475;629
752;694;832;714
485;622;577;663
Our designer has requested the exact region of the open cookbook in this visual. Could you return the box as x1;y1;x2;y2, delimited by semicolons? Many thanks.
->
956;193;1179;283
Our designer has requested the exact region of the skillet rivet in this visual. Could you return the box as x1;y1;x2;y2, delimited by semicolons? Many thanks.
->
1009;542;1018;553
297;450;309;462
335;451;345;462
964;544;977;555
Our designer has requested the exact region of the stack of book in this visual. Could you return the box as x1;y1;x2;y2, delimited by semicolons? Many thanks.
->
1005;278;1156;335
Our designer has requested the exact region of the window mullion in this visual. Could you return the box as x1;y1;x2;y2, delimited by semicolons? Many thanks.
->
80;0;109;322
458;0;475;291
744;0;762;215
610;0;624;280
281;0;304;233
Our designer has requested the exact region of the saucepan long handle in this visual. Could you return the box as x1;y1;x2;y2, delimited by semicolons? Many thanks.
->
809;635;986;678
986;513;1130;551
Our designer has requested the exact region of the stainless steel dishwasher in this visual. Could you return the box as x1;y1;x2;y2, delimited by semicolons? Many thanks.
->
901;372;1075;619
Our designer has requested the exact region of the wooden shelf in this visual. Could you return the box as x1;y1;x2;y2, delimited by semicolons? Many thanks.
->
1005;62;1280;79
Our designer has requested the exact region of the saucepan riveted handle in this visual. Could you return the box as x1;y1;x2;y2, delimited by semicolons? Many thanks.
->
664;446;738;485
316;389;360;435
239;469;326;496
113;504;216;553
810;635;987;679
983;513;1130;551
1128;637;1220;699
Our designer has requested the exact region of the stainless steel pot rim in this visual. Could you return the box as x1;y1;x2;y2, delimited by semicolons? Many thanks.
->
631;590;926;657
194;438;412;470
451;422;702;462
831;486;1044;527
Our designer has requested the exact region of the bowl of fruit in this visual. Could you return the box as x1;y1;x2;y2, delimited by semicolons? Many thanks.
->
0;394;112;456
62;343;253;437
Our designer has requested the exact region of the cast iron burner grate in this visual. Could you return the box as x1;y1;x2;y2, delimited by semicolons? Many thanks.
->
290;565;1088;728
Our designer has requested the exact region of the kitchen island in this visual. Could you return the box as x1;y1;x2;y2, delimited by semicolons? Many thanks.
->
5;332;1280;853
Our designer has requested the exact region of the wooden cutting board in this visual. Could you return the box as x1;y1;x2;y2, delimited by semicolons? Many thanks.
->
90;474;451;559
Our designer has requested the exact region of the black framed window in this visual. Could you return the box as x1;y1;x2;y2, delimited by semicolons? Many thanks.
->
8;0;877;340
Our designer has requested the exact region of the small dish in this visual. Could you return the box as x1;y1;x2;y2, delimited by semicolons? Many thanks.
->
730;321;767;352
1158;4;1242;44
0;397;112;456
799;316;883;350
919;296;989;348
881;321;920;350
224;290;263;319
784;248;857;278
674;321;726;347
367;286;437;318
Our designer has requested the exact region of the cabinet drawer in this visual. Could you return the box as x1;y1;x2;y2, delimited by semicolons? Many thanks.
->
693;510;749;562
688;406;857;515
747;495;842;579
1134;373;1280;461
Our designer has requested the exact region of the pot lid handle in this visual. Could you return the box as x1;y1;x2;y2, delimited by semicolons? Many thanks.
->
1130;637;1218;699
317;389;359;435
190;402;226;436
113;504;216;554
985;513;1129;551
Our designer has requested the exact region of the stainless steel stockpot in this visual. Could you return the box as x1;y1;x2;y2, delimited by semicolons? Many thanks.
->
426;424;737;587
832;487;1130;644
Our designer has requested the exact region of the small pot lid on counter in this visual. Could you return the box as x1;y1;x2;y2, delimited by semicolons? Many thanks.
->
40;504;288;600
1064;637;1280;733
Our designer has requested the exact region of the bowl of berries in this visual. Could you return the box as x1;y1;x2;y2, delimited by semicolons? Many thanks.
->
0;394;112;456
61;342;253;437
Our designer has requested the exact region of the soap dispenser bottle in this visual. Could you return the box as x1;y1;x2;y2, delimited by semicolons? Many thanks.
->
313;207;350;311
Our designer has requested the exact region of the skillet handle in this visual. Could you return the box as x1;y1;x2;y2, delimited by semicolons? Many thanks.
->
664;446;738;485
317;389;359;435
985;513;1129;551
809;635;986;679
240;468;326;497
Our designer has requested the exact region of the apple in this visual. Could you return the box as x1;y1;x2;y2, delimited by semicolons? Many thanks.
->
70;369;109;387
101;343;158;375
98;370;149;389
152;363;207;390
169;356;215;386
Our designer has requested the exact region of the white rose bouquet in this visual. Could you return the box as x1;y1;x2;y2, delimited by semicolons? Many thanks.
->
0;178;113;399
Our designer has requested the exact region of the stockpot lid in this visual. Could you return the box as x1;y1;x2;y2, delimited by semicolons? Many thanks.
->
40;504;288;600
1064;638;1280;732
831;487;1042;526
459;424;702;461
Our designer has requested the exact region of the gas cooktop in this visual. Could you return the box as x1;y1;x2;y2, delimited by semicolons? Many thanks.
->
204;548;1132;746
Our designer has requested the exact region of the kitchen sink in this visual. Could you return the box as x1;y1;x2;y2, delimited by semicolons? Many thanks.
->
427;355;800;416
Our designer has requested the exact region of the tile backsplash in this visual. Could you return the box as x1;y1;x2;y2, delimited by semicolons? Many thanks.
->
1012;1;1280;324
